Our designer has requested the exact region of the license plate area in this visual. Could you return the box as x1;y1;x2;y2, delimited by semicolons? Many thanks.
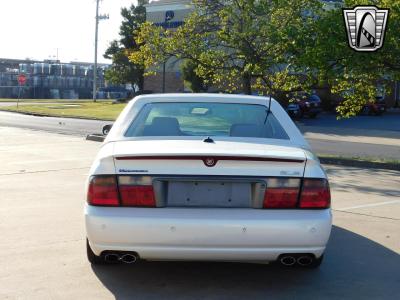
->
168;181;251;208
152;177;266;208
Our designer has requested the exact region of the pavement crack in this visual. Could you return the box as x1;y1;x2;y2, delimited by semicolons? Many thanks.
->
0;167;90;176
333;209;400;221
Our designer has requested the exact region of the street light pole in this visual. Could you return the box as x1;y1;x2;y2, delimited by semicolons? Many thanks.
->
93;0;100;102
93;0;109;102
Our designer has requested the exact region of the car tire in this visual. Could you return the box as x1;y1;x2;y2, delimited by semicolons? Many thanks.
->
102;125;112;136
361;106;370;115
86;239;104;265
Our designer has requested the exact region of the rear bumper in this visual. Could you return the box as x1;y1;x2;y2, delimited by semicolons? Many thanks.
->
85;205;332;261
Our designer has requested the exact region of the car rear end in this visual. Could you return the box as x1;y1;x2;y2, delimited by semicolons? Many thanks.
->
85;94;332;267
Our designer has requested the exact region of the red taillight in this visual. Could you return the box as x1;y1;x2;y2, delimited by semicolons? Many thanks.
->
118;176;156;207
87;176;119;206
263;178;330;209
299;179;330;209
263;178;301;208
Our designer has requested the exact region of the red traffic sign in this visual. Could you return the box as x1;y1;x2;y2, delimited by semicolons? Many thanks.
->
18;74;27;85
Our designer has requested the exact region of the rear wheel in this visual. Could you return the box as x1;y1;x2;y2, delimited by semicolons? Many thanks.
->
86;239;104;265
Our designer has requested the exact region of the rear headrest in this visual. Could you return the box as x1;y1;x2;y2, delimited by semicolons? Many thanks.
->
230;123;264;138
142;117;182;136
151;117;180;129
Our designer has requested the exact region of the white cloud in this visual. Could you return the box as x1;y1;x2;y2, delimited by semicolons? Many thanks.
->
0;0;137;63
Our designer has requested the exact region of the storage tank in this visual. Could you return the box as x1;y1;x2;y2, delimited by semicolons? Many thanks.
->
33;63;42;75
19;64;32;75
64;65;73;76
51;64;62;76
48;75;56;87
42;63;51;75
80;77;87;88
42;76;49;88
33;76;42;87
66;77;74;88
86;67;94;78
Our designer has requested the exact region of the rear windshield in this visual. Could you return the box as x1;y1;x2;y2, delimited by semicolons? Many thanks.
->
125;102;289;140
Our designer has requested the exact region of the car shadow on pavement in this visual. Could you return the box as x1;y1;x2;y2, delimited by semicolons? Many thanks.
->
326;167;400;198
92;226;400;300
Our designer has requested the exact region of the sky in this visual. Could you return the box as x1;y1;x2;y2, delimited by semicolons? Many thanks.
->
0;0;137;64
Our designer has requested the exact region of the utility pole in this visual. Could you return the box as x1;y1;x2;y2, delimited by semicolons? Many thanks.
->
93;0;109;102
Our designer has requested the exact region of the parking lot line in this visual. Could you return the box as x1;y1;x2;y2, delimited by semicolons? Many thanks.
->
337;200;400;211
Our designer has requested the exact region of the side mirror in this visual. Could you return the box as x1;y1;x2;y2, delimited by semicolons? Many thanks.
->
102;124;113;136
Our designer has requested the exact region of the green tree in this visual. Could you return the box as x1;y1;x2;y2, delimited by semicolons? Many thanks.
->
104;0;148;91
131;0;322;96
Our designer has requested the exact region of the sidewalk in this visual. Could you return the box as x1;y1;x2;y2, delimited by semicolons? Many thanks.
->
301;126;400;147
296;114;400;161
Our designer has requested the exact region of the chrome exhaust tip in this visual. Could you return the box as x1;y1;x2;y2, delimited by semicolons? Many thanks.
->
280;255;296;266
120;254;138;264
297;256;313;266
104;253;120;263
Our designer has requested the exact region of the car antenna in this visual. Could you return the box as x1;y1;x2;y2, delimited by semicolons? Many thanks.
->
203;136;215;143
264;94;272;124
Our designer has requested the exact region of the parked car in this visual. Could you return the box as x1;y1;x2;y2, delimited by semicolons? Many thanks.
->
286;92;322;119
102;124;113;135
333;90;387;116
85;94;332;268
360;96;387;116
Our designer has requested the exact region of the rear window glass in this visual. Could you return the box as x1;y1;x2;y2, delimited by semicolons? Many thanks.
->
125;102;289;140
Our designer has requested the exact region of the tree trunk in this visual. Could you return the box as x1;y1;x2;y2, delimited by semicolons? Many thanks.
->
138;71;145;91
243;72;252;95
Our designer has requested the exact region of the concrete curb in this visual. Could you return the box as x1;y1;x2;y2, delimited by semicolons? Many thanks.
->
86;134;105;142
319;157;400;171
0;109;114;122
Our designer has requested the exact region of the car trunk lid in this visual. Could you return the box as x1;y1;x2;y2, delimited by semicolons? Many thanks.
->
112;140;306;177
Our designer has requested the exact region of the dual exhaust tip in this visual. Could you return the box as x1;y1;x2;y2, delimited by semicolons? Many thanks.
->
280;254;314;267
104;253;138;264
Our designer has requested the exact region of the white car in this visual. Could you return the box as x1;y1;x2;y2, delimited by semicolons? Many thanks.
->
85;94;332;268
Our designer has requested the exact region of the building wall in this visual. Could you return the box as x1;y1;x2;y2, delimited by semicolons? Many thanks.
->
144;72;185;93
144;0;192;92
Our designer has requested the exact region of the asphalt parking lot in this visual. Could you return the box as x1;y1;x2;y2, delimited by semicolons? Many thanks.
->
0;127;399;300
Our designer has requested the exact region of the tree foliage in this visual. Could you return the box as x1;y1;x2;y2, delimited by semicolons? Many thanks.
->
131;0;322;95
181;60;208;92
104;0;148;91
131;0;400;117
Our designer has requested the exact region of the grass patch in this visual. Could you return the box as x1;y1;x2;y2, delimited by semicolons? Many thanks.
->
0;98;93;103
0;102;126;120
318;154;400;165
